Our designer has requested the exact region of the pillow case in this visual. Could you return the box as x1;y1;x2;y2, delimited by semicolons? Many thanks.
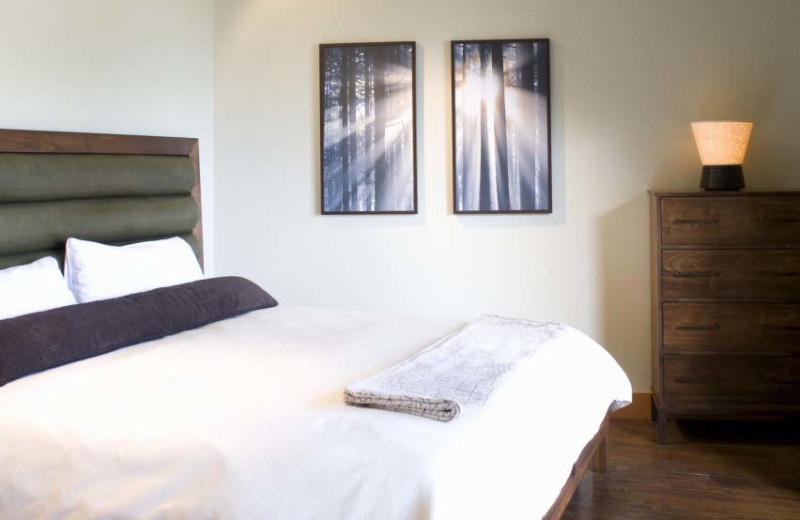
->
65;237;203;303
0;257;77;320
0;277;278;387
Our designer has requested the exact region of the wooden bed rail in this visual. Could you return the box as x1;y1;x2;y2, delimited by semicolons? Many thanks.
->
542;413;609;520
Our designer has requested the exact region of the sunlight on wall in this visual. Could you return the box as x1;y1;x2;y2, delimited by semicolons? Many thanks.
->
215;0;800;391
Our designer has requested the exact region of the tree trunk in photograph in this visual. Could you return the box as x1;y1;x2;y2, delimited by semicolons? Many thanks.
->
387;46;396;210
374;47;387;210
455;44;465;209
388;45;400;210
403;45;412;210
401;46;411;210
322;55;331;207
478;44;492;211
340;49;351;212
461;44;479;210
347;48;358;211
491;43;510;211
517;41;537;210
536;42;549;209
365;50;375;211
532;42;541;208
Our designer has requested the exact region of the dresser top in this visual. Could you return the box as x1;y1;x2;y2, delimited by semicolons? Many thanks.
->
648;190;800;197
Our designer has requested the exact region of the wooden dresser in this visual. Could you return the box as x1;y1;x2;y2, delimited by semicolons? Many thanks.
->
650;191;800;443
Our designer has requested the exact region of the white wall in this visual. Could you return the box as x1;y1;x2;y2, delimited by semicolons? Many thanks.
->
0;0;216;272
214;0;800;391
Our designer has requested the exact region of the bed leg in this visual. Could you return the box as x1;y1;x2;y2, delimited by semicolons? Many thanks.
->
591;435;607;473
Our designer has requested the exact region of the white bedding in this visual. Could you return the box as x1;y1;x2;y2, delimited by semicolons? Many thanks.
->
0;306;631;520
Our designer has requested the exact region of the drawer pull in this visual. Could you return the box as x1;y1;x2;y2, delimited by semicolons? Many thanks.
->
675;324;721;331
674;377;720;384
757;218;799;224
668;271;720;278
672;218;720;225
761;325;800;331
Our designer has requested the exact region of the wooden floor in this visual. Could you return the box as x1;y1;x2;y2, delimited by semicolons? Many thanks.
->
562;419;800;519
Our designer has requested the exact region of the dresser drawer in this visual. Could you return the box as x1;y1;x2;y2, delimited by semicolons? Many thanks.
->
663;303;800;353
662;249;800;300
661;196;800;246
663;354;800;407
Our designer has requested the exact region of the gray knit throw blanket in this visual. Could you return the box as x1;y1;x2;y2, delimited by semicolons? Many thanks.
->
344;315;565;421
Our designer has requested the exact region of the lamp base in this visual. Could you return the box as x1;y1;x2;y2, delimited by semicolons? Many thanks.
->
700;165;745;191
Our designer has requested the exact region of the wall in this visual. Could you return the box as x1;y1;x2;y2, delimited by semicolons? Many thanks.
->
0;0;216;272
214;0;800;391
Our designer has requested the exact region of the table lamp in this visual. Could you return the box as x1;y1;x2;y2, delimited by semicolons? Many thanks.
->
691;121;753;190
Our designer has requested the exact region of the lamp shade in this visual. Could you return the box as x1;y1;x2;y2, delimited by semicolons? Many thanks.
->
691;121;753;166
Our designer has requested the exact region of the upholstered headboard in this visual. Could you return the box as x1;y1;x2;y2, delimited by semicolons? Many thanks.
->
0;129;203;270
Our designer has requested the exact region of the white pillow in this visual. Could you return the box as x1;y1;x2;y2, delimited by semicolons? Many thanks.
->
0;257;77;320
65;237;204;303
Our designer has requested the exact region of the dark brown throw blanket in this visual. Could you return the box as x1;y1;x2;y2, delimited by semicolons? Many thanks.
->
0;277;277;387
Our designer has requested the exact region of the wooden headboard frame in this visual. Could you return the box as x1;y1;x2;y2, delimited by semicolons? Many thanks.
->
0;129;203;267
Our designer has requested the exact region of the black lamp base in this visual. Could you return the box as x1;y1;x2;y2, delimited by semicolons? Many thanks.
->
700;165;745;191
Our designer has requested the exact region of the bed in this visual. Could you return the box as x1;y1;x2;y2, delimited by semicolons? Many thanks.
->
0;129;631;520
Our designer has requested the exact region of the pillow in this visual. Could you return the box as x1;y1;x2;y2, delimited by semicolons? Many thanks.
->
0;257;77;320
0;277;278;387
65;237;203;303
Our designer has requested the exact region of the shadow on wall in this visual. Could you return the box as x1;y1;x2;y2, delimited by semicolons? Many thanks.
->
598;193;651;391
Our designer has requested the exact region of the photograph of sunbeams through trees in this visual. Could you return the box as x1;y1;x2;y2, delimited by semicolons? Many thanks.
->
320;42;417;214
452;39;551;213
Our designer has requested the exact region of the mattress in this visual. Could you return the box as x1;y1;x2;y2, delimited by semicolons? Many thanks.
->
0;306;631;520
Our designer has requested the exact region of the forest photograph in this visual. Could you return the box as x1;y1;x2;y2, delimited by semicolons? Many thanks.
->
320;42;417;214
452;39;551;213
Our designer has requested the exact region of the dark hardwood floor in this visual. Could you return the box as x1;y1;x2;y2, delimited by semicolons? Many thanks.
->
563;419;800;519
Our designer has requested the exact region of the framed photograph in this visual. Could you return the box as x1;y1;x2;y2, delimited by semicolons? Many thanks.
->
451;39;551;214
320;42;417;214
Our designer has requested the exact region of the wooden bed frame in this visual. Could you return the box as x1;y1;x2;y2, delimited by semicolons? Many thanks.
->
544;413;609;519
0;128;608;520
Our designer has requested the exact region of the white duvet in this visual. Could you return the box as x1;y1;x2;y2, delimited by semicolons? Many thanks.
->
0;306;631;520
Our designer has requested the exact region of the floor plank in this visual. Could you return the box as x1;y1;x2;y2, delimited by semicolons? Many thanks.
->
562;419;800;520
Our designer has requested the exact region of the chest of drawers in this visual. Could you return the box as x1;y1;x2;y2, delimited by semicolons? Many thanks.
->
650;191;800;443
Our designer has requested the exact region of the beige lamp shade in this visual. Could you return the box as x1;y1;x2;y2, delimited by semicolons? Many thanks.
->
691;121;753;166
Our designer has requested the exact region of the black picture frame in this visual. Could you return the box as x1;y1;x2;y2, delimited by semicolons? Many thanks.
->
320;42;418;215
451;39;552;214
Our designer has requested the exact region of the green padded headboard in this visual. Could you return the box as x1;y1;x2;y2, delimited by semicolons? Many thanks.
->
0;129;203;271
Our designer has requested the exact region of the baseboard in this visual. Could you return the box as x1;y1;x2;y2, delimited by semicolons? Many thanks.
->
611;392;651;420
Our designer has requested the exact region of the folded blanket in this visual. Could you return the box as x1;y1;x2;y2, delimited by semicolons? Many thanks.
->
344;315;565;421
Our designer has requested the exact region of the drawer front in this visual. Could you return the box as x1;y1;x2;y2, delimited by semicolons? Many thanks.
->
663;303;800;353
663;354;800;407
662;249;800;300
660;196;800;245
